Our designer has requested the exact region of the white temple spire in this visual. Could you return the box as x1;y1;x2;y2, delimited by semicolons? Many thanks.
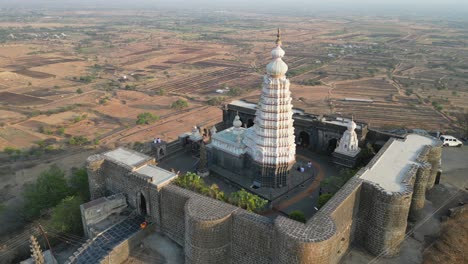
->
243;30;296;187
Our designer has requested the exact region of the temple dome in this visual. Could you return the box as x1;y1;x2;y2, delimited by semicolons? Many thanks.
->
266;30;288;77
271;46;285;59
233;114;242;128
347;120;357;131
267;59;288;77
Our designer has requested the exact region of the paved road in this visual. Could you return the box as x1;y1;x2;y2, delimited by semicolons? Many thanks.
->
441;145;468;189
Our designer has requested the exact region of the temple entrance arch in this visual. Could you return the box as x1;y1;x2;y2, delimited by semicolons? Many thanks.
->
139;193;147;216
298;131;310;148
327;138;338;153
247;119;254;128
159;148;165;157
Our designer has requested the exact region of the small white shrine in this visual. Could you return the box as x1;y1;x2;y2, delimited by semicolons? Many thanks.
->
333;119;361;168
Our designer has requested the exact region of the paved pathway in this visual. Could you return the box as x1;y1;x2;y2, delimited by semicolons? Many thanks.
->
260;155;325;217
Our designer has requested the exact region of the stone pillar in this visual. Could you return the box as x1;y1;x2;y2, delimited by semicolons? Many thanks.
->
426;146;442;190
86;154;105;200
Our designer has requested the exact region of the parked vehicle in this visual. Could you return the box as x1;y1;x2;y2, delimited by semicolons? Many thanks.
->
439;135;463;147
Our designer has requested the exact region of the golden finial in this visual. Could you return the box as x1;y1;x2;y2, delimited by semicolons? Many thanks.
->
276;28;282;46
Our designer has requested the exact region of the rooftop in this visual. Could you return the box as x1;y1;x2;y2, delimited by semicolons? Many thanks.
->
103;147;177;187
213;127;245;144
136;164;177;186
103;147;151;168
360;134;438;192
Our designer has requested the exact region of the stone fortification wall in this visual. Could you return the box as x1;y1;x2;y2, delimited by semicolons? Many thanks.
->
274;174;362;264
357;178;414;257
185;194;238;263
426;143;442;190
409;146;433;220
231;212;274;264
85;137;442;264
355;138;414;257
87;154;106;200
86;152;161;224
160;186;190;245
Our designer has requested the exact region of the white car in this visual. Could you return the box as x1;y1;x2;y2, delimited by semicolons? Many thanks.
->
440;135;463;147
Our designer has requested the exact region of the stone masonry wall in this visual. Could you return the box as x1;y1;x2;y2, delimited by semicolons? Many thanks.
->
87;154;106;200
231;212;274;264
160;186;190;246
86;155;162;225
426;143;442;190
86;138;442;264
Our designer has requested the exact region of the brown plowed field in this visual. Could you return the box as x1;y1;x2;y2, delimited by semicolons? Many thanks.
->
0;92;52;105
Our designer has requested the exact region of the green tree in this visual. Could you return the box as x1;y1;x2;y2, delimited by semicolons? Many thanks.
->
318;193;333;209
289;210;306;223
23;165;70;219
48;196;83;235
171;99;189;110
69;168;90;201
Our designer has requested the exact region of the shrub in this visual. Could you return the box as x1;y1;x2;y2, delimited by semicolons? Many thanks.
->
289;210;306;223
318;193;333;208
69;136;89;146
136;112;159;125
171;99;189;110
76;88;83;94
207;96;225;106
227;87;242;96
157;88;166;96
4;146;21;155
175;172;267;212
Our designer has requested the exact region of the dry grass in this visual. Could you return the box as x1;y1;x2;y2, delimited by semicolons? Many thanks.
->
423;205;468;264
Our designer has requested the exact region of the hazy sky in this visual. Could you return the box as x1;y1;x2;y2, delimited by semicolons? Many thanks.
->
1;0;467;16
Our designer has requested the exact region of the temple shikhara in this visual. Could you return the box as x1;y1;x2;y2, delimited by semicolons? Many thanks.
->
208;29;296;188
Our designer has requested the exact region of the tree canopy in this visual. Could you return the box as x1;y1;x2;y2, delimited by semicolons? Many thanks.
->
23;165;70;219
48;196;84;235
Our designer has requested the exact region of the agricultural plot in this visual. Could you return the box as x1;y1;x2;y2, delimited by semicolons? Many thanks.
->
331;78;398;101
0;92;51;106
332;100;447;130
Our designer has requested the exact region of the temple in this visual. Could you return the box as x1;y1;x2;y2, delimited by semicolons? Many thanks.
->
207;29;296;188
332;118;362;167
